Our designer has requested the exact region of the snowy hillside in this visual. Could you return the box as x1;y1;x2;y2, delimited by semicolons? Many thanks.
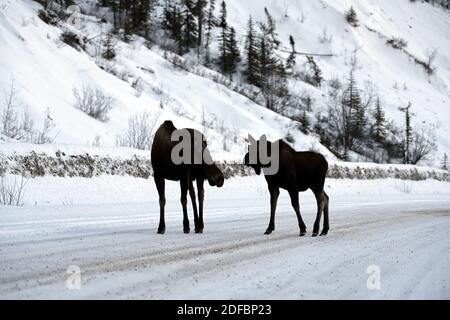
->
1;0;449;166
1;0;450;300
0;0;329;162
225;0;450;159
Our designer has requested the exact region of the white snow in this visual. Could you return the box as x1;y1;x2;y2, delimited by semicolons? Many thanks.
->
0;174;448;206
2;0;449;164
1;0;450;300
224;0;450;164
0;175;449;299
0;0;331;162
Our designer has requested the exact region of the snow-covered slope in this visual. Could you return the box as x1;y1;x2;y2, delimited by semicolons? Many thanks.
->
1;1;450;300
0;0;329;162
0;0;449;165
225;0;450;162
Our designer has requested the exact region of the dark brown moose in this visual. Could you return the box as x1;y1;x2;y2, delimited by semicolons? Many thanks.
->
244;136;330;237
151;120;224;234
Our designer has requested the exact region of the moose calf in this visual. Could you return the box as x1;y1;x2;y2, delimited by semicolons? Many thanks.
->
244;136;329;237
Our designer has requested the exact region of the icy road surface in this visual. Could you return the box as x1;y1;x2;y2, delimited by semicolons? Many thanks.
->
1;193;449;299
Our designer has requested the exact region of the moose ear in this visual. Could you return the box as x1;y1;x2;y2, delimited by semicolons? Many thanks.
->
260;135;268;143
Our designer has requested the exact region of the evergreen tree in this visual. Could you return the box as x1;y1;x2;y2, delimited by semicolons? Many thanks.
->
299;109;310;134
204;0;216;49
258;35;269;80
217;1;228;72
244;16;260;86
121;0;134;41
134;0;155;39
286;35;296;71
258;31;289;112
226;27;240;74
341;70;364;151
102;31;116;60
346;6;359;27
400;102;413;164
305;56;323;87
111;0;120;34
123;14;133;42
441;153;449;171
130;1;142;35
101;0;156;40
257;8;283;84
372;96;386;143
142;0;152;38
204;46;212;66
193;0;208;56
217;26;228;72
262;7;280;48
181;0;198;52
258;33;277;83
162;1;183;54
219;0;227;29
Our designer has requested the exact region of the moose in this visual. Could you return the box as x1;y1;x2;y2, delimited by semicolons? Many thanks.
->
244;136;330;237
151;120;224;234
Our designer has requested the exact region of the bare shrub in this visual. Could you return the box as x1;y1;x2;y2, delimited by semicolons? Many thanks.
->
132;77;144;97
299;56;323;87
318;28;333;44
409;49;439;76
116;112;159;150
37;1;67;26
0;175;28;206
60;30;86;51
395;180;412;194
1;80;56;144
34;111;56;144
409;126;438;165
172;106;188;118
425;48;438;75
216;120;230;151
73;85;115;122
328;76;342;91
261;74;291;113
386;37;408;50
1;80;28;140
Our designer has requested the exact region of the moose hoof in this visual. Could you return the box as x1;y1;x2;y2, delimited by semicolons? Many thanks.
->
312;232;318;237
320;230;328;236
183;228;190;234
300;231;307;237
157;227;165;234
195;227;203;234
264;229;274;235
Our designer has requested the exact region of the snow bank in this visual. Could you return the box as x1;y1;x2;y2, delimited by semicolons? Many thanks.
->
0;142;448;181
1;174;449;206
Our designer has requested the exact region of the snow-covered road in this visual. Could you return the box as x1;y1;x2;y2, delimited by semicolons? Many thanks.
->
1;190;450;299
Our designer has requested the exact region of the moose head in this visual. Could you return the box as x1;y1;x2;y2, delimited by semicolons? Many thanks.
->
243;134;280;176
171;128;224;187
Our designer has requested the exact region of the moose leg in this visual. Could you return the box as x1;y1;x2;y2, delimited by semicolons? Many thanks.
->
196;179;205;233
320;192;330;236
265;185;280;235
289;189;307;236
180;174;190;234
312;190;326;237
188;180;200;233
155;176;166;234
